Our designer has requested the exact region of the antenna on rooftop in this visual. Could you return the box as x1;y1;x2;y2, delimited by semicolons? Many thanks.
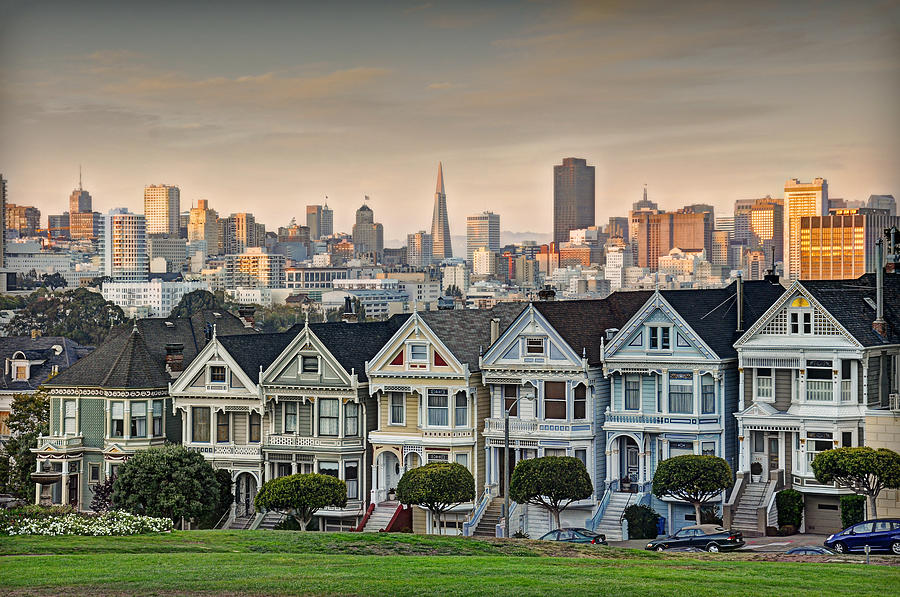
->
78;164;83;191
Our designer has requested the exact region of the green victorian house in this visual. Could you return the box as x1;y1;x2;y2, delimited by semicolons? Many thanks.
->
33;311;253;510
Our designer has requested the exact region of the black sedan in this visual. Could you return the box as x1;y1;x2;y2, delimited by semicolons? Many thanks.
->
539;527;607;545
785;546;835;555
645;524;745;552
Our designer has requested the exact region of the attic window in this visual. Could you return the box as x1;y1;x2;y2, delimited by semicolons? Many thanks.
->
409;343;428;362
525;338;544;355
301;356;319;374
209;366;226;383
14;365;28;381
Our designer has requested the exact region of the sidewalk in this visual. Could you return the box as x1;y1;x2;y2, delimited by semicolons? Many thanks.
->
607;534;831;552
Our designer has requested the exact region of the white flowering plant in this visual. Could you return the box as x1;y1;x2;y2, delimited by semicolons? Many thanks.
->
3;509;173;536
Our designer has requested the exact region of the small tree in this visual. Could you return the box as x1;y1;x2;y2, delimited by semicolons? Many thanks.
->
254;473;347;530
811;447;900;518
397;463;475;532
170;290;224;318
1;387;51;498
112;444;221;524
652;455;733;524
775;488;803;529
91;475;116;512
509;456;592;530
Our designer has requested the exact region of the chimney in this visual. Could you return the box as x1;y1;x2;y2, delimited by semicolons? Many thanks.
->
165;342;185;375
238;306;255;327
342;295;358;323
736;272;744;333
605;328;619;341
874;239;886;337
490;318;500;345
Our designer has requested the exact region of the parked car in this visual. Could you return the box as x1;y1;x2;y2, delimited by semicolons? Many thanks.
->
645;524;745;553
538;527;607;545
785;546;835;555
824;519;900;554
661;546;706;553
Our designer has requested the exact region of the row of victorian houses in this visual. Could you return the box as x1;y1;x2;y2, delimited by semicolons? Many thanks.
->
31;271;900;538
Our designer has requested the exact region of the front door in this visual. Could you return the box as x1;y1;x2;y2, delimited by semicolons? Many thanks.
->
499;449;517;497
67;474;78;508
625;443;639;482
768;437;779;471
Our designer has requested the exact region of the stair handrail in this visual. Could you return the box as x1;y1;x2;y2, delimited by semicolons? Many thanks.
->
380;502;405;533
213;507;232;530
497;501;518;538
462;489;492;537
587;486;612;531
353;502;376;532
723;472;746;529
248;510;266;530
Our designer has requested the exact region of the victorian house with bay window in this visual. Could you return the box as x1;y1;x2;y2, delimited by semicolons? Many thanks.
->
600;280;783;537
730;273;900;535
477;293;651;538
365;304;523;535
34;311;252;511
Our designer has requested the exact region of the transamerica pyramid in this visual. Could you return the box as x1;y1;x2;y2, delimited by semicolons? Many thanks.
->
430;162;452;260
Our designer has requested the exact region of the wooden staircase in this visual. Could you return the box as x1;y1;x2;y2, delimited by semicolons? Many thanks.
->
362;501;399;532
595;492;634;541
731;482;769;537
472;498;504;537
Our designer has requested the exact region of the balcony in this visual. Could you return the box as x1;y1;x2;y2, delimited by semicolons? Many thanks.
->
263;435;364;449
39;435;83;450
483;418;592;435
421;429;473;439
188;444;262;458
604;412;720;429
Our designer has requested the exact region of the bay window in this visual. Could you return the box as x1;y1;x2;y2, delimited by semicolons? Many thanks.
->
625;375;640;411
319;398;339;436
427;389;449;427
454;392;467;427
755;368;773;401
345;461;358;499
192;407;210;442
318;461;339;478
389;392;405;425
152;400;163;436
503;385;518;417
63;400;77;435
344;401;359;437
216;411;229;443
806;361;833;401
668;373;693;414
544;381;566;420
284;402;297;433
573;385;586;419
131;401;147;438
111;401;124;438
701;378;715;414
249;412;261;443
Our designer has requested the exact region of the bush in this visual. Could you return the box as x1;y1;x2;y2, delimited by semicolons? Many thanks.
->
652;455;733;524
840;495;866;529
623;504;660;539
775;489;803;529
90;476;116;513
3;510;172;536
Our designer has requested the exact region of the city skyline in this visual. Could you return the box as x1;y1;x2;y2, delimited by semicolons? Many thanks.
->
0;1;897;239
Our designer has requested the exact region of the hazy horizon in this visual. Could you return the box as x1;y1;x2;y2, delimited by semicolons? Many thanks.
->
1;1;898;242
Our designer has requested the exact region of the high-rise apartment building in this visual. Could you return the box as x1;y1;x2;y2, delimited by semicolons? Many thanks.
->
553;157;595;246
799;208;900;280
749;197;784;262
633;210;712;270
867;194;896;216
143;185;181;236
188;199;219;257
47;213;69;239
784;178;828;280
5;204;41;237
407;231;433;268
100;208;148;282
466;211;500;263
715;216;735;233
222;213;262;254
352;201;384;260
472;247;497;277
224;247;285;289
321;202;333;238
711;230;731;267
608;216;629;240
431;163;452;260
148;235;188;273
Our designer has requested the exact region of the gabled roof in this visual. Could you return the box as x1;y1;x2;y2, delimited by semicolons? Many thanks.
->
419;303;526;370
533;291;654;365
217;326;301;382
309;315;409;381
46;310;255;390
800;274;900;346
659;280;784;359
0;336;93;393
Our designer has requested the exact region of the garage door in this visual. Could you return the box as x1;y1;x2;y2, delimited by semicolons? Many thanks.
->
805;495;842;534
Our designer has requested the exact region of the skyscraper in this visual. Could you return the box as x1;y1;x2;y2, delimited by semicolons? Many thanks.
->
69;171;91;214
68;172;99;241
466;211;500;263
188;199;219;256
407;230;433;267
553;158;595;246
221;213;261;254
306;205;323;240
784;178;828;280
430;163;452;260
144;184;181;236
799;208;900;280
352;200;383;260
100;208;148;282
321;201;334;238
0;175;6;268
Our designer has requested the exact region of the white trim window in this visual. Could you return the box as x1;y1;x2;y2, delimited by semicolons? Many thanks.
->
625;375;640;411
668;372;693;414
789;310;812;335
454;392;467;427
648;326;671;351
755;368;773;402
63;400;77;435
525;337;545;355
455;453;468;468
131;401;147;438
318;398;339;436
806;361;834;402
208;365;227;384
344;401;359;437
389;392;405;425
111;401;125;438
701;441;716;456
301;356;319;374
284;402;297;433
427;389;449;427
701;376;715;414
345;460;359;499
152;400;163;436
409;343;428;362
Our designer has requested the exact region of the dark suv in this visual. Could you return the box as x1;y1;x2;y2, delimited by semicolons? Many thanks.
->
824;519;900;554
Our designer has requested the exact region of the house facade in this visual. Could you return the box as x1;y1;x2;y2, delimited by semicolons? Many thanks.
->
601;281;783;536
731;274;900;534
365;305;522;534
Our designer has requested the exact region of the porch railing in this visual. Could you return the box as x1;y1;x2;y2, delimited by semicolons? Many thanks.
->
264;436;363;448
806;380;832;402
586;487;612;531
840;380;852;402
462;489;492;537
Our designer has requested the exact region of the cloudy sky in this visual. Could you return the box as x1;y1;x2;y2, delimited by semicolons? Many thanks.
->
1;0;898;245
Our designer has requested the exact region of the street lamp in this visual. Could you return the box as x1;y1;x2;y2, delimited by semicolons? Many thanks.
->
504;384;535;539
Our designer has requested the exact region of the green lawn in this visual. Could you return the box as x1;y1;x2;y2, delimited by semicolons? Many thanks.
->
1;531;897;596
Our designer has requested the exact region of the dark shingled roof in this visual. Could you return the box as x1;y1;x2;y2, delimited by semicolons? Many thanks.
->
47;310;255;389
533;291;654;365
0;336;94;393
420;303;526;370
800;273;900;346
661;280;785;359
217;326;301;382
310;315;410;381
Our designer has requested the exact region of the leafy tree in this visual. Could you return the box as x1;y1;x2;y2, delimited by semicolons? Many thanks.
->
254;304;302;333
623;503;661;539
169;290;224;318
445;285;463;298
652;455;733;524
0;294;26;310
40;272;67;289
0;387;51;498
775;488;803;529
7;287;125;345
112;444;221;524
198;468;234;528
509;456;592;529
254;473;347;530
397;462;475;532
811;447;900;518
840;494;867;528
90;475;116;512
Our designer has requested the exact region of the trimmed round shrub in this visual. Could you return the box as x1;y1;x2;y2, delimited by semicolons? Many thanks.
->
840;494;866;529
623;504;660;539
775;489;803;529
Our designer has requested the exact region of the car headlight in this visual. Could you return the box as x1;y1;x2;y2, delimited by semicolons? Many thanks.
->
826;534;834;541
646;543;653;549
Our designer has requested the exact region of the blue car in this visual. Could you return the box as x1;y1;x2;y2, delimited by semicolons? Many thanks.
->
823;519;900;554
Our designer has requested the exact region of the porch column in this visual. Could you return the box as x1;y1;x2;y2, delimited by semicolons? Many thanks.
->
738;368;745;410
34;459;41;504
60;460;69;506
778;432;786;474
291;462;298;475
739;429;751;472
638;444;646;485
